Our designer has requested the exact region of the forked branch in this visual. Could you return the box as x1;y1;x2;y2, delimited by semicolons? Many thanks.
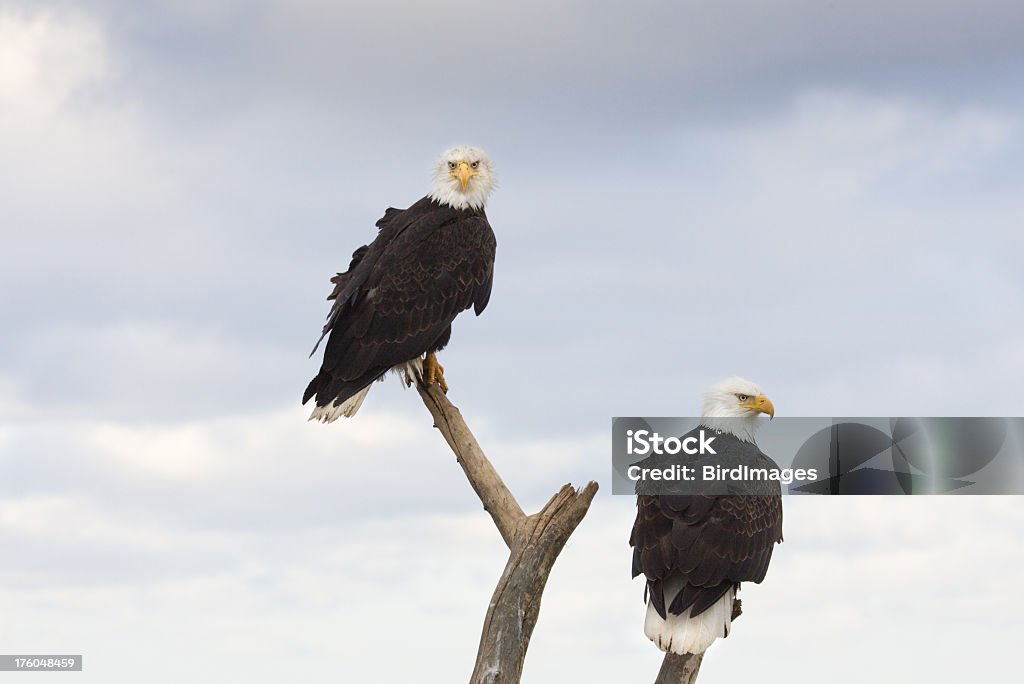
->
416;383;599;684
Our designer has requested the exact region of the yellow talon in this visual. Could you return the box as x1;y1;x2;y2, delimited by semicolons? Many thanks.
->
423;352;448;393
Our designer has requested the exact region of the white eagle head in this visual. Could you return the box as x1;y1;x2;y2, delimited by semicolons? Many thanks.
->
700;376;775;443
429;145;496;211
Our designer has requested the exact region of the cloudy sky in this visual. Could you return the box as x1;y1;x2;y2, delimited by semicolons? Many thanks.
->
1;1;1023;681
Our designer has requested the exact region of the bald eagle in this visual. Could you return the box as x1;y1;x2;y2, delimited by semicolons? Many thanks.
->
630;377;784;655
304;146;497;422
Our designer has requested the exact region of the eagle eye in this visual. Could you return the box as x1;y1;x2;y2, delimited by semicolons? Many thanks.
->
447;161;457;169
471;161;480;169
737;394;750;402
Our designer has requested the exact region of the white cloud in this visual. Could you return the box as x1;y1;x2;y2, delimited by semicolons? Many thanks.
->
0;8;108;124
1;3;1023;681
0;495;238;557
85;403;429;483
3;397;1024;682
730;91;1014;204
0;7;195;299
1;393;609;552
0;373;35;423
6;321;299;421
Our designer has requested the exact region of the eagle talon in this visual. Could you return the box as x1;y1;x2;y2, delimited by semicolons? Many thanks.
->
423;352;449;393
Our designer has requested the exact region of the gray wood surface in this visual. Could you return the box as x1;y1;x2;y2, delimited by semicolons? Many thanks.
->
416;384;599;684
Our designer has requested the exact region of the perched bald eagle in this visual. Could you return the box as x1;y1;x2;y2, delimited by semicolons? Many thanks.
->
630;377;784;655
304;146;497;422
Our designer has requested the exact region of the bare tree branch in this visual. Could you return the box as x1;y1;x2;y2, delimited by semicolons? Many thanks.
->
417;383;526;547
655;653;704;684
415;383;599;684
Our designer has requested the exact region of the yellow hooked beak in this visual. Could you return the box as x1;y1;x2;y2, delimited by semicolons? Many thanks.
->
454;161;475;190
740;394;775;419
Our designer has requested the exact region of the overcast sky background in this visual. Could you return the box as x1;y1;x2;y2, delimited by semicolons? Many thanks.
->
1;1;1023;682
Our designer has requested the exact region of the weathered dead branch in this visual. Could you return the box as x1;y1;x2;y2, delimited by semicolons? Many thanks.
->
416;383;599;684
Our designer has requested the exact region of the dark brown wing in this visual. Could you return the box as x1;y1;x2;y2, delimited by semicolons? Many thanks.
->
304;198;496;407
311;209;403;353
630;493;783;618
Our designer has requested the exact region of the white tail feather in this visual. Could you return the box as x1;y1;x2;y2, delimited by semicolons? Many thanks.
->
643;578;735;655
308;385;372;423
308;358;427;423
399;358;424;387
